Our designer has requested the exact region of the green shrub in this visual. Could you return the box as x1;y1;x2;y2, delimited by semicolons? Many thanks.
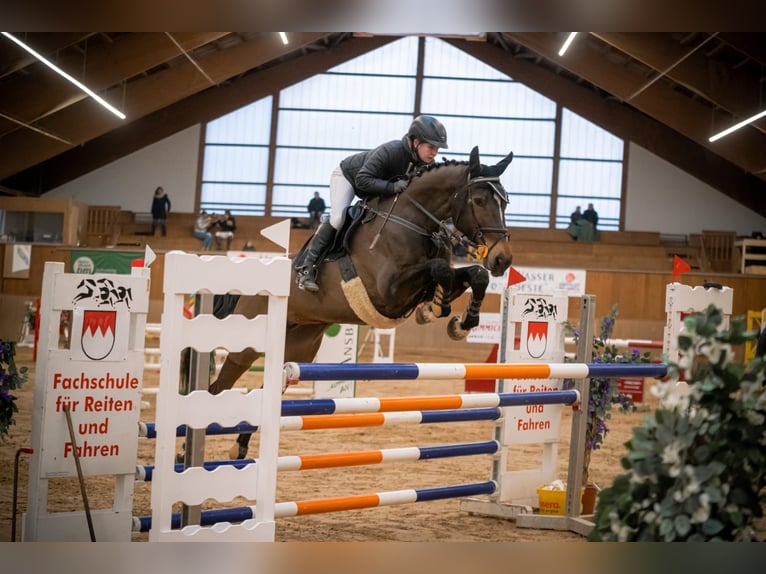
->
588;305;766;541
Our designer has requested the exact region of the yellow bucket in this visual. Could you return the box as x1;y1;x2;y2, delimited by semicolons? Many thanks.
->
536;486;583;515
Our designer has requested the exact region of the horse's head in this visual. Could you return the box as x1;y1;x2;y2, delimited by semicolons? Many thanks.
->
396;147;512;277
449;146;513;276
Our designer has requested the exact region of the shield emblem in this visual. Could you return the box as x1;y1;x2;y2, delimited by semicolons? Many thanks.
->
80;310;116;360
526;321;548;359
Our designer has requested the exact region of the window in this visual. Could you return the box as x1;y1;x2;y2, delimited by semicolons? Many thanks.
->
200;37;624;230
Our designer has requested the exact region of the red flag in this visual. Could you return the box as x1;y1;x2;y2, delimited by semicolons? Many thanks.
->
507;266;527;287
672;255;691;281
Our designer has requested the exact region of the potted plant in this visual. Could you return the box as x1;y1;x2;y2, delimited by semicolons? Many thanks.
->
1;339;29;440
588;305;766;541
564;304;652;511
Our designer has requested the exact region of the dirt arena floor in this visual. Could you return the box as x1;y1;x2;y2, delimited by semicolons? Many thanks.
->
0;342;677;543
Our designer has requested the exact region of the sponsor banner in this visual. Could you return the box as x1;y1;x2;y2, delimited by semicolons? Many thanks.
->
617;377;645;404
313;323;358;398
70;250;144;275
466;312;501;344
485;266;586;296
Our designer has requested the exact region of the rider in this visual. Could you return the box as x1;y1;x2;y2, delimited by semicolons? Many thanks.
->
296;114;449;292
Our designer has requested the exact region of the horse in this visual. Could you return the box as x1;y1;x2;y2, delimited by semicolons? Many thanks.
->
206;146;513;459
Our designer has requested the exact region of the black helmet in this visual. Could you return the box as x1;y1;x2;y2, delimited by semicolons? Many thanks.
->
408;115;448;149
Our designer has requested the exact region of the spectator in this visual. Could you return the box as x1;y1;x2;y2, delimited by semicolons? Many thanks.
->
150;186;171;236
568;204;596;242
296;115;449;292
193;209;213;250
242;239;256;251
570;206;581;225
214;209;236;250
583;203;599;234
307;191;326;230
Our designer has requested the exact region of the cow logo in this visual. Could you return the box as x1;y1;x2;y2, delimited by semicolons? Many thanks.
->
80;310;116;360
527;321;548;359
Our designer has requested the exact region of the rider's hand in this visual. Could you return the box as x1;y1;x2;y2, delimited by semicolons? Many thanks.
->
393;180;408;194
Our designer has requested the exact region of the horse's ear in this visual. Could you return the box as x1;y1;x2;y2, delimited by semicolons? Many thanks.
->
469;146;481;177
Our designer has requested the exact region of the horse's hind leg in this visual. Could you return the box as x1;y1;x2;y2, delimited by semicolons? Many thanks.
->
209;348;261;395
228;322;328;460
412;259;453;324
415;284;452;324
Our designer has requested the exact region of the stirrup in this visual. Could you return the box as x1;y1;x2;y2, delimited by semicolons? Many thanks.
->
297;267;319;292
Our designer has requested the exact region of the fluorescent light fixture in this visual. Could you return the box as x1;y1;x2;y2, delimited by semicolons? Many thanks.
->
1;32;126;120
558;32;578;56
279;32;288;45
708;108;766;142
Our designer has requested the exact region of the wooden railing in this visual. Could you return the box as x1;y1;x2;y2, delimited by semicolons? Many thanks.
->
85;205;122;247
700;229;738;273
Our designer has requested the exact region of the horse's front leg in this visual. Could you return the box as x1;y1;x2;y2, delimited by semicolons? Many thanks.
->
445;265;489;340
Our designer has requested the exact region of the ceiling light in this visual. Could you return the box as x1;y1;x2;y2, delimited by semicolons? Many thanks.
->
279;32;288;45
708;109;766;143
1;32;126;120
558;32;578;56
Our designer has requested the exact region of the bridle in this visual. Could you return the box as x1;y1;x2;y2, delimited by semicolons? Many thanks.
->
446;173;510;260
365;167;510;262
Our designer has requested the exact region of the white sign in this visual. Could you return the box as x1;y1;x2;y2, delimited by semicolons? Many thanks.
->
226;250;283;261
11;243;31;273
466;312;502;344
313;323;358;398
486;266;586;296
502;379;565;444
42;352;143;476
41;272;148;477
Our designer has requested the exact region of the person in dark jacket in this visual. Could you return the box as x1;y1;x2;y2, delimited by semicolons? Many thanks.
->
150;186;171;236
214;209;237;250
307;191;326;229
582;203;599;233
296;115;449;292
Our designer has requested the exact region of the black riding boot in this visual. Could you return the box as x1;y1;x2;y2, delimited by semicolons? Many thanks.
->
297;222;336;292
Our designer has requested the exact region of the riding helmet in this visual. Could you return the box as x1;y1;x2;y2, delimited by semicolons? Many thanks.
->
408;115;449;149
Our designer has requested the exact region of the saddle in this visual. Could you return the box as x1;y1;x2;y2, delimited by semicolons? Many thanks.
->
294;200;373;269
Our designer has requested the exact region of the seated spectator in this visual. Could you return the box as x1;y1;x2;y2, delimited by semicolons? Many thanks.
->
582;203;599;236
214;209;236;250
193;209;213;251
567;205;596;242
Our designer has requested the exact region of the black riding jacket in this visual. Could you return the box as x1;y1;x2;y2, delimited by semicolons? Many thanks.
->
340;135;428;200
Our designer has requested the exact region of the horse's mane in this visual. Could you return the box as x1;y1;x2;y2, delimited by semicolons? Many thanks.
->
409;159;469;181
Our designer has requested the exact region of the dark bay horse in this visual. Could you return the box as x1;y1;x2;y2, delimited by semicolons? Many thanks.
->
208;146;513;458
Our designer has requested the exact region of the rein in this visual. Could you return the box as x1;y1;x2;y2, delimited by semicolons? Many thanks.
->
365;170;509;261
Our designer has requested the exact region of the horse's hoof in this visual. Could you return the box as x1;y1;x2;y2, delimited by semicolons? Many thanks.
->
416;304;435;324
447;315;469;341
229;442;248;460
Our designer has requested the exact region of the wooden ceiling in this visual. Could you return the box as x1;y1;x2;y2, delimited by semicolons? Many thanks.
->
1;32;764;217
